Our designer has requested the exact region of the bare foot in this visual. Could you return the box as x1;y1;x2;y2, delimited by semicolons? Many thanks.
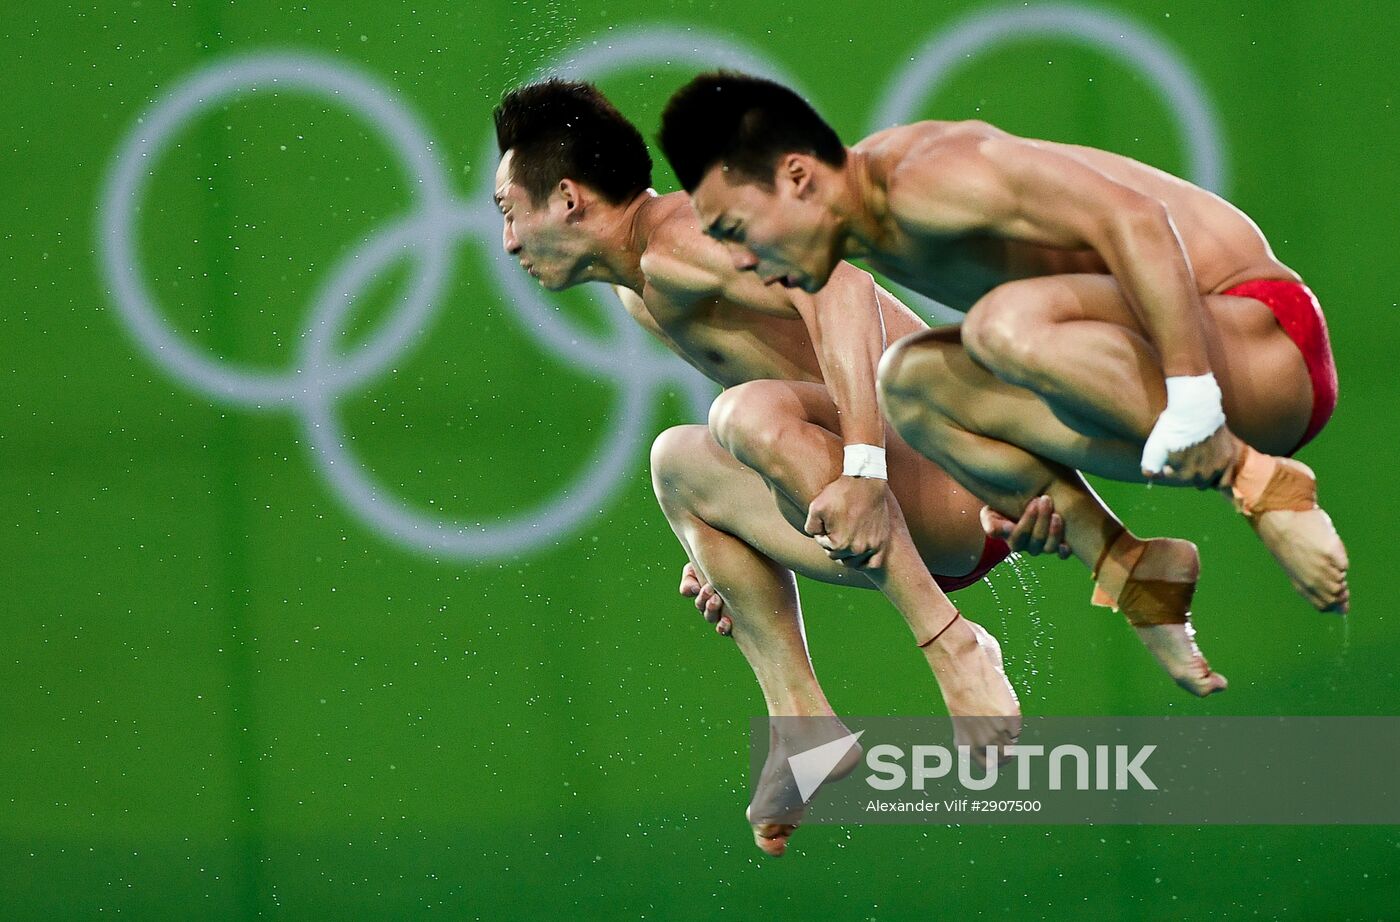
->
1229;449;1349;614
1252;504;1350;614
1123;538;1228;697
1134;623;1228;696
922;616;1022;756
747;716;863;857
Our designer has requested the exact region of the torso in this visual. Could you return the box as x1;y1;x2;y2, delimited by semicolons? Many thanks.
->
615;282;822;387
858;122;1300;310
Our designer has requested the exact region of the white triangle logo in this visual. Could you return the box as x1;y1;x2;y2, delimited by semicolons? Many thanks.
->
787;731;865;803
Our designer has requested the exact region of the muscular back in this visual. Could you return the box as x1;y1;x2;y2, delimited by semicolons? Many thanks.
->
859;122;1298;309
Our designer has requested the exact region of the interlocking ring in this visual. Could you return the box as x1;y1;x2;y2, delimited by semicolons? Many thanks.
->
97;9;1223;561
98;31;801;560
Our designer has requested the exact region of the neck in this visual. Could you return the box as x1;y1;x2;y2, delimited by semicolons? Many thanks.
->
832;149;886;260
586;190;660;292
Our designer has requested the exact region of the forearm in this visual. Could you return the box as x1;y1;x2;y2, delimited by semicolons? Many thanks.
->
1100;207;1230;472
821;336;886;450
1101;205;1211;379
803;273;888;451
794;273;903;566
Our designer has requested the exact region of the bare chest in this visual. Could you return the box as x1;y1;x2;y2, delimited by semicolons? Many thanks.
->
620;286;819;387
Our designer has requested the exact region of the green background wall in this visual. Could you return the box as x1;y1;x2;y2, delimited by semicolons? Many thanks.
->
4;1;1397;917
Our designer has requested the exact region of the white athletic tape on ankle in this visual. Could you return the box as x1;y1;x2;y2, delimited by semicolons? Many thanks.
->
1141;373;1227;473
843;444;887;480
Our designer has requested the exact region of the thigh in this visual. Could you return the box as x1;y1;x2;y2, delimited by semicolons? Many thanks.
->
674;423;867;588
979;274;1311;453
887;324;1148;481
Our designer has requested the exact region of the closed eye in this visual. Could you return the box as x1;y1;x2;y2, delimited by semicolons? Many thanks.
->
705;217;739;242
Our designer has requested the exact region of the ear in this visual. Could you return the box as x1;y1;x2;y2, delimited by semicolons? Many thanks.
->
778;154;814;199
557;178;586;220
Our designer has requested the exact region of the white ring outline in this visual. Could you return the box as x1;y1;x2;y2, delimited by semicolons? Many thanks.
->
97;9;1228;561
98;30;808;560
97;52;458;407
871;4;1227;191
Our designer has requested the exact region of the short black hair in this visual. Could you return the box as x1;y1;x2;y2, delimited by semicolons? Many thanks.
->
493;79;653;205
658;71;847;192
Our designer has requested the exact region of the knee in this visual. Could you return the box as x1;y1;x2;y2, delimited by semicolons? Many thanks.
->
877;327;960;424
961;283;1045;385
707;381;790;465
649;425;709;507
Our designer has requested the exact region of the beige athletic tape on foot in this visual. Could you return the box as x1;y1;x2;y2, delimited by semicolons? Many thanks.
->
1230;444;1318;520
1091;528;1194;627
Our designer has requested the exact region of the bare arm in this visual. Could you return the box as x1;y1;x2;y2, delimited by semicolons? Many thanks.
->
720;262;888;450
895;136;1211;377
780;265;887;448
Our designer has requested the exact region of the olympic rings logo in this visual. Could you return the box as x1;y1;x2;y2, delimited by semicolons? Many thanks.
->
97;4;1226;562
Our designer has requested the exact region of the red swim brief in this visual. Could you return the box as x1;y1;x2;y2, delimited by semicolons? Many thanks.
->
934;534;1010;593
1221;279;1338;454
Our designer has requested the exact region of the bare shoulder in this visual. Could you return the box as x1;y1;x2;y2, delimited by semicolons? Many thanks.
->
641;196;796;318
873;121;1015;232
864;121;1007;171
638;197;731;305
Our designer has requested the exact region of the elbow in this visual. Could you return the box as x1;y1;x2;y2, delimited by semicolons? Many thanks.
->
805;264;884;340
1107;193;1174;248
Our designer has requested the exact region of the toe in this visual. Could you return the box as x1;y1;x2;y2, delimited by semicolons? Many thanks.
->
753;824;794;856
1181;669;1228;697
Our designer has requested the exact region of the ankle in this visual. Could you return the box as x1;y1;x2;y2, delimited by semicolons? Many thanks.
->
1227;442;1275;498
919;614;975;663
1093;526;1144;582
768;695;835;718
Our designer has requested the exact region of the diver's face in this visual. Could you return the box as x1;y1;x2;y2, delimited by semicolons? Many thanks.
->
494;150;587;291
690;160;841;292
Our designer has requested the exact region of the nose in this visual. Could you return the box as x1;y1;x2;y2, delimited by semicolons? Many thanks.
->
503;222;521;255
728;246;759;272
